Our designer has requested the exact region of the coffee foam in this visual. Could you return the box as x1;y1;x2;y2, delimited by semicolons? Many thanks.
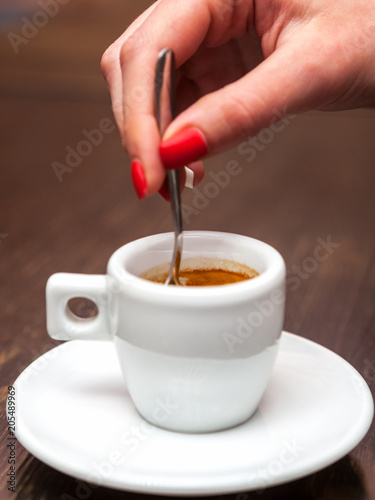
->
140;257;258;284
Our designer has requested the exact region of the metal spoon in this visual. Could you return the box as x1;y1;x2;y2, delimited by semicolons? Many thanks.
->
155;48;183;286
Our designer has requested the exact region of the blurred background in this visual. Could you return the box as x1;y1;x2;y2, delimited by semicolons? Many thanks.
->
0;0;374;498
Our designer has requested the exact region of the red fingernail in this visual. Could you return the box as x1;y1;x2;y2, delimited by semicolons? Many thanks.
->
159;127;208;169
131;160;147;199
158;178;170;202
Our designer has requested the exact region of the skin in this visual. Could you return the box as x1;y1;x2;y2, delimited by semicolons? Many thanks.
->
101;0;375;197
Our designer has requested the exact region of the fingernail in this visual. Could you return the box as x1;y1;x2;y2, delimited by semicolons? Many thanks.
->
131;160;147;199
159;127;208;169
184;166;194;189
158;178;170;202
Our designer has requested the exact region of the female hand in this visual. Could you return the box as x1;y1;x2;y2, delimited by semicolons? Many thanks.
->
101;0;375;198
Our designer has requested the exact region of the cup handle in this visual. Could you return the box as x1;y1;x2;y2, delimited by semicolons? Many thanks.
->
46;273;112;341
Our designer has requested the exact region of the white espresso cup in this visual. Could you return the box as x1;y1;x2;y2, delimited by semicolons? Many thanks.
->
46;231;285;433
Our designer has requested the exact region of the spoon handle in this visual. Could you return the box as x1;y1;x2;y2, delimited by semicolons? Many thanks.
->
155;48;183;285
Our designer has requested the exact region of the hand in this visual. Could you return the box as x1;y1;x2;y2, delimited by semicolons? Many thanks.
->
101;0;375;198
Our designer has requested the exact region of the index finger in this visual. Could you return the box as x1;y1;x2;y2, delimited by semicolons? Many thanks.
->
120;0;213;195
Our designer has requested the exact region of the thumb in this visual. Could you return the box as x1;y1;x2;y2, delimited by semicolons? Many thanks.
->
160;37;337;167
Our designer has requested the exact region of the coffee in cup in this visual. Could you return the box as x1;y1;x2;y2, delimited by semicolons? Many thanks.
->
140;257;259;286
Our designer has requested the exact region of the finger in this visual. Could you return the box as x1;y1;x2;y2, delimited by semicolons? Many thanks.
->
120;0;212;197
100;1;161;131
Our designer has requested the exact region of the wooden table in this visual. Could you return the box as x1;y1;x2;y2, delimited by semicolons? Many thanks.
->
0;1;374;498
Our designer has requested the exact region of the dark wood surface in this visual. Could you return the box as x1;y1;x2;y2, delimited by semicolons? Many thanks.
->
0;1;374;499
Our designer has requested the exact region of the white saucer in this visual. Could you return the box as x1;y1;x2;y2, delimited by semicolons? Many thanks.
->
13;332;373;496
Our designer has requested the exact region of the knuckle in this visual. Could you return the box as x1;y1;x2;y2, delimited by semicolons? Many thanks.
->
100;44;117;79
119;33;146;68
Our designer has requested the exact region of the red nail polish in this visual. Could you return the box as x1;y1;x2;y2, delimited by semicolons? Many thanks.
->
158;178;170;202
159;128;208;169
131;160;147;200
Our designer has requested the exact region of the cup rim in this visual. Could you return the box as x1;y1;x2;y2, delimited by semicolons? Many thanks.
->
107;231;285;301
